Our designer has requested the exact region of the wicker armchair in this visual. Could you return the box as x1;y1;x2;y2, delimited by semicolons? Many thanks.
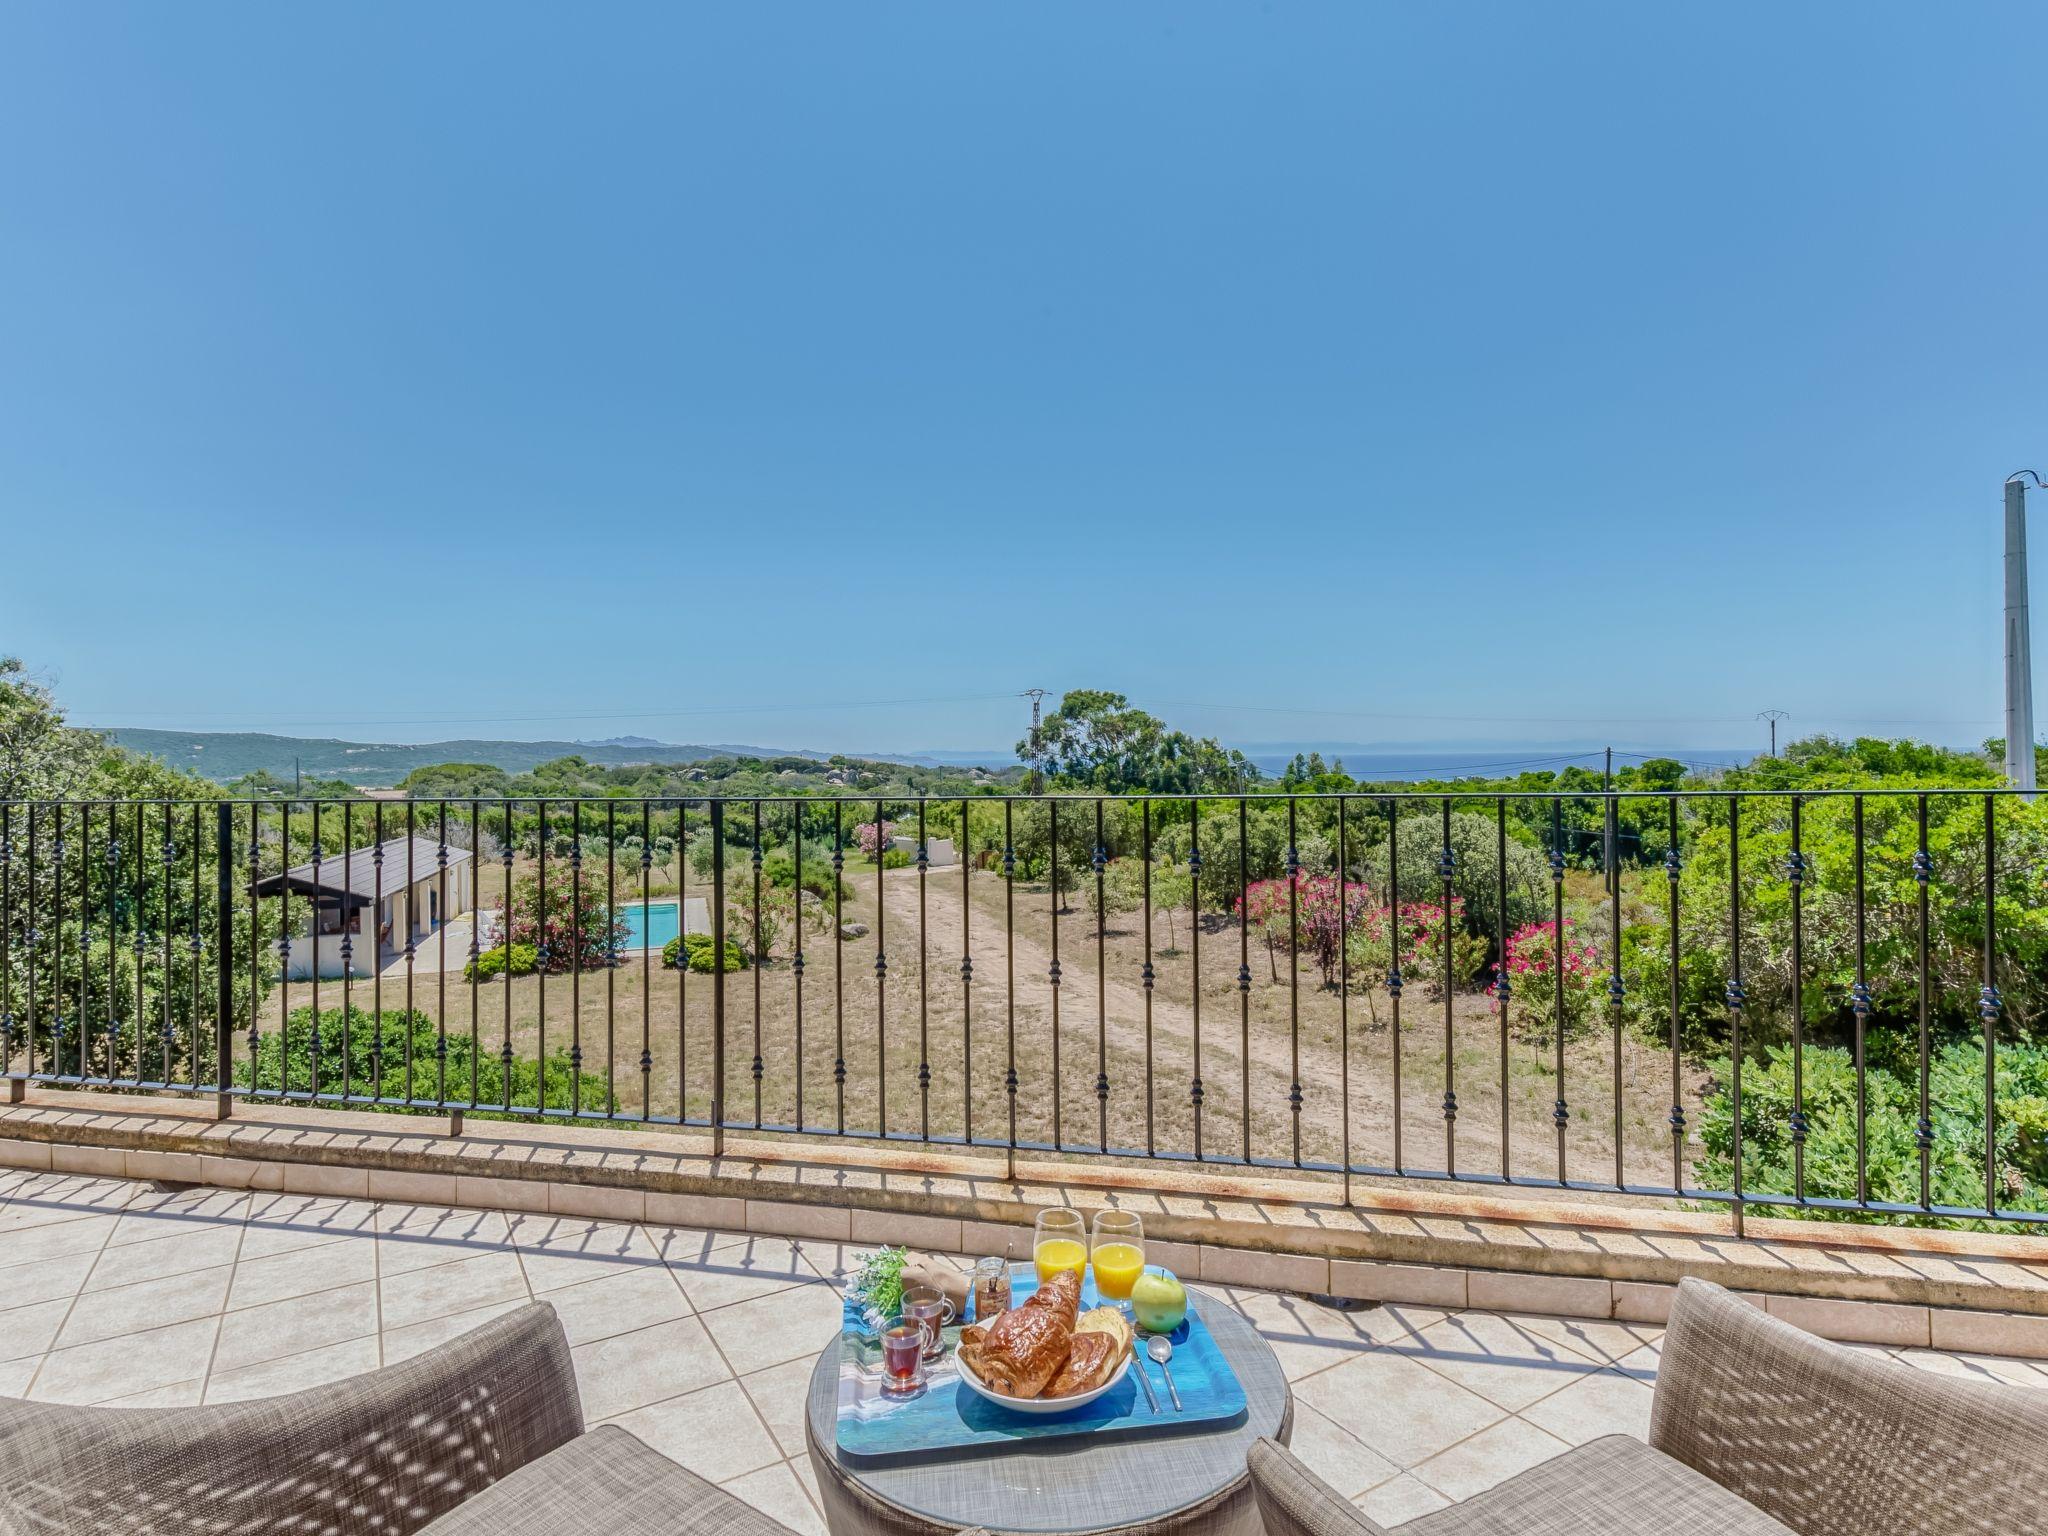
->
1247;1276;2048;1536
0;1302;805;1536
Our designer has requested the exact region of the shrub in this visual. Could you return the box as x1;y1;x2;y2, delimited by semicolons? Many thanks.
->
662;932;749;973
503;873;628;973
854;820;897;860
1696;1039;2048;1231
1239;873;1374;987
1487;918;1604;1042
465;943;539;982
240;1006;619;1119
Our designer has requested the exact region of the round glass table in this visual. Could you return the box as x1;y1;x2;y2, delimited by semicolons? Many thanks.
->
804;1281;1292;1536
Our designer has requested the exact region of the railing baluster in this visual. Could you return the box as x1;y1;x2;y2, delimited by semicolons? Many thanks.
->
469;799;481;1114
1439;796;1456;1176
1982;793;2001;1217
1549;797;1566;1182
404;800;417;1105
439;802;452;1111
917;796;930;1141
1608;792;1625;1189
1095;797;1108;1154
1288;796;1302;1167
1003;799;1017;1175
960;797;972;1147
1727;797;1746;1236
752;800;763;1129
793;802;806;1133
874;796;887;1139
245;805;258;1099
1388;797;1403;1174
637;801;651;1118
1852;794;1869;1207
1049;798;1061;1151
1238;796;1251;1164
710;800;726;1154
1495;797;1509;1182
372;801;384;1102
341;804;353;1102
1141;799;1155;1159
1339;796;1352;1201
502;801;516;1112
1189;801;1203;1162
1915;793;1933;1211
1669;797;1687;1193
570;802;583;1117
833;801;846;1134
1;805;13;1100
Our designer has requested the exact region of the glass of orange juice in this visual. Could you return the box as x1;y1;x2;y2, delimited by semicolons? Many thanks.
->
1033;1209;1086;1287
1091;1210;1145;1312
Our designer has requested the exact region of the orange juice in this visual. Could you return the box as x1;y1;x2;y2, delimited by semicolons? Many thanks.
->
1091;1241;1145;1300
1034;1237;1087;1285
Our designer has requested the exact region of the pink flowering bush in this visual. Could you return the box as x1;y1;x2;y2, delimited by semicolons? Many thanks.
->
1488;918;1605;1042
853;819;897;861
1238;873;1374;987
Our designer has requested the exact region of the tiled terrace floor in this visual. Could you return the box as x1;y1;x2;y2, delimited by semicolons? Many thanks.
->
4;1169;2046;1534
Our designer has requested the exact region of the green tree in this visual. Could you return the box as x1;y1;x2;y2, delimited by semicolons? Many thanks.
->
1020;690;1256;794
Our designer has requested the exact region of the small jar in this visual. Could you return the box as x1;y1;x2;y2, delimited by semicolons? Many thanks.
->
971;1255;1011;1322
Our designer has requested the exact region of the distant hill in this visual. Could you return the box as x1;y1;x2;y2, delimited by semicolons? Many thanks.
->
105;730;871;785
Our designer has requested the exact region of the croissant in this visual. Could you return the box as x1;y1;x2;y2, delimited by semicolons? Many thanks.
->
970;1269;1080;1398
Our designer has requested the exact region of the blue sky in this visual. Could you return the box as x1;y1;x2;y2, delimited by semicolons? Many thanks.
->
3;3;2045;761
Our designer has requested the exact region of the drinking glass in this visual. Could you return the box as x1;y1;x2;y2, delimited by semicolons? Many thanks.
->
1033;1208;1086;1288
879;1316;928;1397
901;1283;954;1361
1091;1210;1145;1310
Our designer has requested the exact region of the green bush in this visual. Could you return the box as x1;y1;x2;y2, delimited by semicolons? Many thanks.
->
239;1006;620;1120
465;943;540;982
762;847;841;903
1696;1038;2048;1231
661;932;749;973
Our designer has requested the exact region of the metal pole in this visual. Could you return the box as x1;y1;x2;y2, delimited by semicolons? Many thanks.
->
2005;476;2038;796
214;804;234;1119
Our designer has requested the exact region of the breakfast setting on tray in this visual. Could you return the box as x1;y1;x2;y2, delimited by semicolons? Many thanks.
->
833;1208;1248;1460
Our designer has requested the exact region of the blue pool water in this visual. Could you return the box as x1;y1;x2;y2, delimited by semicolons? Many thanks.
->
617;899;682;952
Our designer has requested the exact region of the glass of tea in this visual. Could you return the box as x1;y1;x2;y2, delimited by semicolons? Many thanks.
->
1033;1208;1086;1288
878;1316;927;1397
1091;1209;1145;1313
901;1283;954;1362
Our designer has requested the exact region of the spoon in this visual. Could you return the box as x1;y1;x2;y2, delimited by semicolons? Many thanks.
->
1147;1335;1182;1411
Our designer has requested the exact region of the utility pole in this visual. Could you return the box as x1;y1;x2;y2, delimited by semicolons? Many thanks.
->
2006;473;2042;796
1021;689;1049;795
1758;710;1789;758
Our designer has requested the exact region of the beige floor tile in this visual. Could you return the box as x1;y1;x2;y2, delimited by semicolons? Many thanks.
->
0;1249;98;1312
228;1235;379;1310
1227;1292;1432;1383
56;1264;232;1349
1406;1313;1604;1412
239;1195;379;1259
0;1298;72;1364
510;1215;665;1292
205;1336;383;1403
108;1186;249;1241
0;1214;119;1266
379;1250;528;1330
720;1461;826;1536
29;1316;220;1404
1295;1347;1506;1468
85;1225;244;1291
741;1356;821;1458
607;1379;784;1483
1508;1312;1663;1366
699;1282;845;1377
1284;1401;1400;1499
572;1315;729;1420
102;1378;205;1407
1894;1348;2048;1390
1518;1365;1655;1445
666;1234;833;1313
1409;1416;1571;1502
212;1280;380;1374
787;1451;824;1513
380;1299;527;1365
0;1356;39;1396
1355;1473;1451;1526
376;1204;515;1275
532;1266;690;1346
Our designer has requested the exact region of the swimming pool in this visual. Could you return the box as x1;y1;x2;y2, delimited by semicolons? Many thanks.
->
617;899;682;952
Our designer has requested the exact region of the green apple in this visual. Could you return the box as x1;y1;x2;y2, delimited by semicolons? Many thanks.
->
1131;1269;1188;1334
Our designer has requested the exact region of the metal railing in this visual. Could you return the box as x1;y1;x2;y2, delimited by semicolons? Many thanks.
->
0;790;2035;1232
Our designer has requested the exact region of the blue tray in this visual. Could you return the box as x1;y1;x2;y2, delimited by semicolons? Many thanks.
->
832;1266;1247;1462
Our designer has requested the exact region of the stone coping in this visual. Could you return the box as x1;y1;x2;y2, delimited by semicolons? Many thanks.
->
2;1088;2046;1347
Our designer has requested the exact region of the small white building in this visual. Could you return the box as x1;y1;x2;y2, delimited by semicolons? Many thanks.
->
257;835;475;980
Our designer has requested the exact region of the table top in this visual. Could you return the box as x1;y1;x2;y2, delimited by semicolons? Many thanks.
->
804;1282;1292;1535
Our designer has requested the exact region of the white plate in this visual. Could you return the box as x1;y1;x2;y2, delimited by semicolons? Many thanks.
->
955;1347;1131;1415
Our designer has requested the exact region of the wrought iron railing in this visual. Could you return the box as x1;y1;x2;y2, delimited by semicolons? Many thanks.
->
0;790;2036;1232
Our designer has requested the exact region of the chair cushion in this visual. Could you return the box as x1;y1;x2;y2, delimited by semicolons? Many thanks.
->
1398;1435;1794;1536
419;1425;804;1536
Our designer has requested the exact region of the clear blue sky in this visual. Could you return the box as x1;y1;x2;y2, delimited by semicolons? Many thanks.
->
3;3;2044;760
